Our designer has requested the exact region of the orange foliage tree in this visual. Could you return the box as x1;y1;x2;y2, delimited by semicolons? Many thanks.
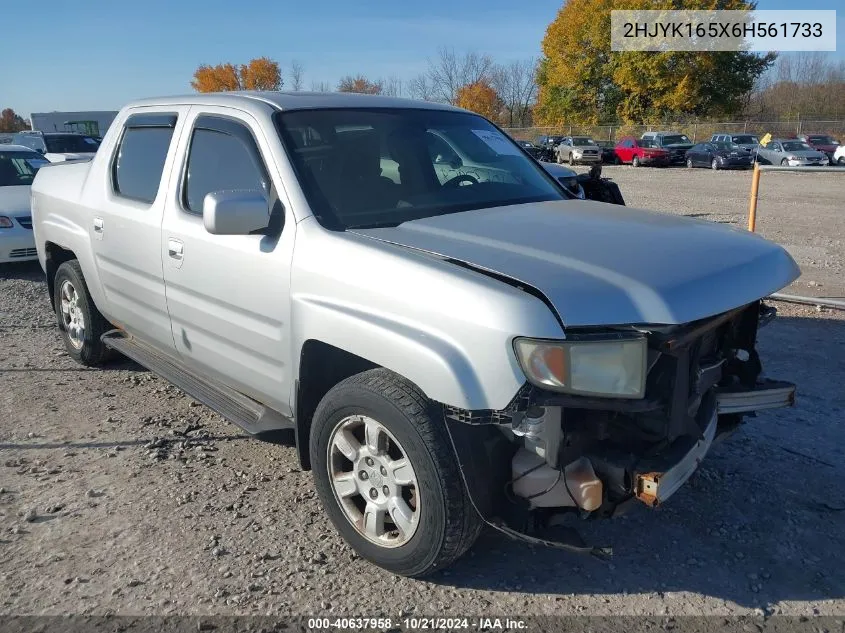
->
337;75;383;94
455;80;503;122
191;57;282;92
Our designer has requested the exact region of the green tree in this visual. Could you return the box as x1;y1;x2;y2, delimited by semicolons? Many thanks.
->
536;0;775;125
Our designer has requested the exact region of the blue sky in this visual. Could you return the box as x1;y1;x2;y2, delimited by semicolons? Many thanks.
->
2;0;841;116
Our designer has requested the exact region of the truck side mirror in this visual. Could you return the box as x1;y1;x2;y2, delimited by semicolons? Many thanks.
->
202;190;269;235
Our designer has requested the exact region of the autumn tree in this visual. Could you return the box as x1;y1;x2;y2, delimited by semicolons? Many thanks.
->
456;81;504;122
337;75;384;95
191;57;282;92
536;0;775;125
0;108;30;132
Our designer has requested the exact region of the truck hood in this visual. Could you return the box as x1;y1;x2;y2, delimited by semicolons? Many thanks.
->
0;186;32;216
350;200;800;327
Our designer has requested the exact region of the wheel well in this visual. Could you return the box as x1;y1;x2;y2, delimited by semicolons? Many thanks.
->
295;340;378;470
44;242;77;309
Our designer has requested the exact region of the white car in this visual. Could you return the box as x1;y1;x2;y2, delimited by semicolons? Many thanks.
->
11;131;100;163
0;145;48;263
834;145;845;166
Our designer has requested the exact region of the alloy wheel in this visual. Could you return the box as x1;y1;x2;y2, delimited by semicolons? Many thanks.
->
59;280;85;350
327;415;420;548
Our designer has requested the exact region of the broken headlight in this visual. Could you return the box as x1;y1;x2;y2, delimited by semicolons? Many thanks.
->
513;334;647;398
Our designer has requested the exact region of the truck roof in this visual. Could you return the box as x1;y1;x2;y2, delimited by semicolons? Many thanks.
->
128;91;462;113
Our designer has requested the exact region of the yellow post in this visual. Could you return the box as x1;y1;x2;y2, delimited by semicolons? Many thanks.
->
748;162;761;232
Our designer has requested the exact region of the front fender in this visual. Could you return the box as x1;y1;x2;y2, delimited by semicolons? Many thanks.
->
293;295;496;410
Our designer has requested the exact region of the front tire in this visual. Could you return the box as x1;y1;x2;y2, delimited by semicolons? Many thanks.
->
310;369;482;577
569;153;576;166
53;260;113;366
781;158;789;166
687;157;694;169
711;158;720;170
632;155;641;167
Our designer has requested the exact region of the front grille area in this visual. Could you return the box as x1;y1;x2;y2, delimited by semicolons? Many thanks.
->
9;248;37;258
16;216;32;229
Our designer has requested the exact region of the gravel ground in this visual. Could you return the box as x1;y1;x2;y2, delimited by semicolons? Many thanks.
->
593;165;845;300
1;172;844;619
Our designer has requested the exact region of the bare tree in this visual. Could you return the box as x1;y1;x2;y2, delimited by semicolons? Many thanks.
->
426;48;494;104
311;80;331;93
407;74;434;101
383;75;402;97
747;53;845;119
290;60;304;91
491;59;538;127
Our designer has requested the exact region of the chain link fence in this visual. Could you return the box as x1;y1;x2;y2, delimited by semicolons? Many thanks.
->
504;120;845;143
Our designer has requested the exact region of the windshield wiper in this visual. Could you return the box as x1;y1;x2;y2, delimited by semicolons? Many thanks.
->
345;221;404;230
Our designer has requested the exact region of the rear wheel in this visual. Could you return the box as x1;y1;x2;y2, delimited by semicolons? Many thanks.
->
838;156;844;165
54;260;113;366
310;368;482;577
632;155;641;167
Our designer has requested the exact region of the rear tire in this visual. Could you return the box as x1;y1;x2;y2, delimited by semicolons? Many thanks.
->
53;260;114;366
310;368;482;577
838;156;844;165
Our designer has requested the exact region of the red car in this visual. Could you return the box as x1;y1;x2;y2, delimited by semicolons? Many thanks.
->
799;134;840;163
613;136;670;167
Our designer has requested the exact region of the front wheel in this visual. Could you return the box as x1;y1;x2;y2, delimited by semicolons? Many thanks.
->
54;260;114;366
838;156;844;165
686;157;694;169
569;153;576;166
310;369;482;577
711;158;720;170
632;155;641;167
781;158;789;166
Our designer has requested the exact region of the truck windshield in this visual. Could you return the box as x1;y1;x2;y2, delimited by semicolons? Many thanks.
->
731;135;759;144
276;108;565;229
662;135;691;145
44;135;100;153
0;150;49;187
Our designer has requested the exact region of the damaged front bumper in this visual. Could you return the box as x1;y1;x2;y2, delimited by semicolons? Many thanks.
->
442;301;796;555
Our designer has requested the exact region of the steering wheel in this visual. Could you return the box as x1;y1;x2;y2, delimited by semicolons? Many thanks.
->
442;174;479;188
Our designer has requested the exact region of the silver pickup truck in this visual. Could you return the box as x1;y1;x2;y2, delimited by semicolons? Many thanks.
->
31;92;799;577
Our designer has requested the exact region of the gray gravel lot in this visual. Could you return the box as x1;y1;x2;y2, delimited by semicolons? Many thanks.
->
1;169;844;619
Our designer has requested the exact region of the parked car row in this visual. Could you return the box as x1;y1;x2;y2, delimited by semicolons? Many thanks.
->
527;130;843;170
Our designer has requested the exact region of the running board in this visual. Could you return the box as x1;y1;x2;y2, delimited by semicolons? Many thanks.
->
102;330;293;435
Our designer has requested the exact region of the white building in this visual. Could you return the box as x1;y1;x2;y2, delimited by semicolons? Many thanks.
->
30;111;119;137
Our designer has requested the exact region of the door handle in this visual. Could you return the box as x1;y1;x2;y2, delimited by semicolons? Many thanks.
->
167;239;184;260
93;217;104;241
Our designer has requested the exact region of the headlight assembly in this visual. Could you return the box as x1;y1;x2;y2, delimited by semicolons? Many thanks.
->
514;334;647;399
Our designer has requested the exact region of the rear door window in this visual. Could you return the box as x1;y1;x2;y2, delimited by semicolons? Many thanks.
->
112;114;178;204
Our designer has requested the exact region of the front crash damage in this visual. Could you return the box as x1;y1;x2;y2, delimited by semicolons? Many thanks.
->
441;300;795;557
